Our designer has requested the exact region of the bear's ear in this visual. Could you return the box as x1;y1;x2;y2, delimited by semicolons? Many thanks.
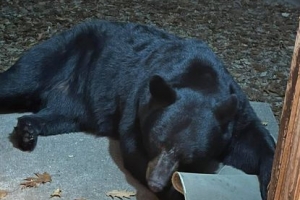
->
214;94;238;124
149;75;176;104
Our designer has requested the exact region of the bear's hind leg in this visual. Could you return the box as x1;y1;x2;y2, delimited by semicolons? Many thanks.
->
0;68;41;112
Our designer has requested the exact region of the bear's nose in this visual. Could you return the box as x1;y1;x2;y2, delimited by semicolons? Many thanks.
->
148;180;164;193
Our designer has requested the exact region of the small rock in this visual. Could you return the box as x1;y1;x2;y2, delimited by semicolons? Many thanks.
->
281;13;290;17
260;71;267;77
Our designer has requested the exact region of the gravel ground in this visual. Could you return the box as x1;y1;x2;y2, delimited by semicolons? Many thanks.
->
1;0;299;121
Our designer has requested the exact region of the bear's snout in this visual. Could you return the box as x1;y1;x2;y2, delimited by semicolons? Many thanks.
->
146;149;179;193
148;180;165;193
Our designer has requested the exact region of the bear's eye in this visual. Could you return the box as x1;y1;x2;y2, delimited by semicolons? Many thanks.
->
178;152;194;164
156;144;165;151
221;121;234;135
220;122;229;132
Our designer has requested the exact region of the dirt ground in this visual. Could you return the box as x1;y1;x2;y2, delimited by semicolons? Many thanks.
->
1;0;299;121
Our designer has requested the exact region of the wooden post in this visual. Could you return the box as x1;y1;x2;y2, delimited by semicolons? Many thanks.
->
268;20;300;200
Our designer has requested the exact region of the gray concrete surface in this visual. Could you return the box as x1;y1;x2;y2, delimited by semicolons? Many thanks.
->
0;102;278;200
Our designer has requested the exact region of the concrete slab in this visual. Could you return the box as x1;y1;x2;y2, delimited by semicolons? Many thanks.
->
0;114;157;200
0;102;278;200
250;102;279;141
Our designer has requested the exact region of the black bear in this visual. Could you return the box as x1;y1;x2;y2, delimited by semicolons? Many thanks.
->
0;20;275;200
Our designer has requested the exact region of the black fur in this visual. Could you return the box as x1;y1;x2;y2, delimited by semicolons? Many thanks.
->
0;20;275;200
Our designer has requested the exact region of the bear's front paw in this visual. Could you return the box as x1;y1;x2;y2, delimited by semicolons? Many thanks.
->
15;117;41;151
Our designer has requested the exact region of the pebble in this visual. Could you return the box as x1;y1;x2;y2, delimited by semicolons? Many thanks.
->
281;13;290;17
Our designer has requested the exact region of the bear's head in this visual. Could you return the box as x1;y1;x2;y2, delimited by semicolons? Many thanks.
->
139;63;238;193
